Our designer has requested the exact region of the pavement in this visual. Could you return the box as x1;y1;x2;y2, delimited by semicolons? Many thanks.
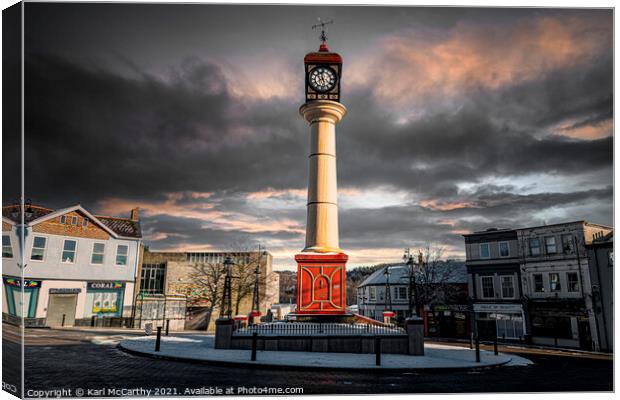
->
2;323;613;396
119;335;532;371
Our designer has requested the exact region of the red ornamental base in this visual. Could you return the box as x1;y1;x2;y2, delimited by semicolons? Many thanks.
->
295;252;348;315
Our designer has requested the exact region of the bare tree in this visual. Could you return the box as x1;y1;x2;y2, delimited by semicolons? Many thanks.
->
232;251;263;315
186;261;226;329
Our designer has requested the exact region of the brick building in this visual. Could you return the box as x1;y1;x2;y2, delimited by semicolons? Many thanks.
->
2;204;143;327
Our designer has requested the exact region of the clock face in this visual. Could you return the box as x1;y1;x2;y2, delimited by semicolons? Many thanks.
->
309;66;337;93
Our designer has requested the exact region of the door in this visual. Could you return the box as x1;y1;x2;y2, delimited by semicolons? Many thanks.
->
47;294;78;327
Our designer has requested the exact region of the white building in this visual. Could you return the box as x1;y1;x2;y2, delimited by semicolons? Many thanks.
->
2;203;142;327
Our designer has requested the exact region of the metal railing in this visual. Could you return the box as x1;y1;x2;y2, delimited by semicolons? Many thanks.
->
233;322;406;336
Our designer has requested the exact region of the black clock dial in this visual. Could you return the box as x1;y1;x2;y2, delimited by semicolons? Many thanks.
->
309;66;337;93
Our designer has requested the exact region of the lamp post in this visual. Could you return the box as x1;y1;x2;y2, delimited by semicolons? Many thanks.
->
383;266;395;324
403;248;419;317
250;264;262;325
220;256;234;320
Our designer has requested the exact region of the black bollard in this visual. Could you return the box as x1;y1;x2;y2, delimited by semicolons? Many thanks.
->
469;332;473;349
251;332;258;361
165;319;170;336
155;327;162;352
494;333;498;356
375;337;381;366
61;314;66;327
91;315;96;327
475;334;480;363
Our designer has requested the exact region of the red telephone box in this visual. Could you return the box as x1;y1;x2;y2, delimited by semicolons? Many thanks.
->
295;252;348;315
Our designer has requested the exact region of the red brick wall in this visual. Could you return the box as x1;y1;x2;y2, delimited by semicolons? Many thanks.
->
33;211;110;240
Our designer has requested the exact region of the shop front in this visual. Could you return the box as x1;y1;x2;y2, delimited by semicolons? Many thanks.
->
81;281;125;326
425;304;470;339
2;276;42;324
528;299;589;349
473;303;526;340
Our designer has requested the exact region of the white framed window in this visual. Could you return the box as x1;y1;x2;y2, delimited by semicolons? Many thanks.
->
499;241;510;257
82;217;89;227
2;235;13;258
529;238;541;256
71;216;78;225
30;236;47;261
481;276;495;298
61;239;77;263
545;236;557;254
549;273;561;292
533;274;544;292
91;243;105;264
567;272;579;292
501;275;515;298
479;243;490;259
394;287;407;300
369;286;376;301
115;245;128;265
60;215;67;224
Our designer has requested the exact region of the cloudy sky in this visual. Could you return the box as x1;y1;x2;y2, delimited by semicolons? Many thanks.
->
10;3;613;269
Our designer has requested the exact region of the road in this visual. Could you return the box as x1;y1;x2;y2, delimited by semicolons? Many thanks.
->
2;324;613;397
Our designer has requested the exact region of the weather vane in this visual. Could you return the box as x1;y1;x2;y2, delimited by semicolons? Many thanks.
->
312;18;334;44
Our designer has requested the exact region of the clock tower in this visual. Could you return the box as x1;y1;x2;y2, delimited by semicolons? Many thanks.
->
295;22;348;316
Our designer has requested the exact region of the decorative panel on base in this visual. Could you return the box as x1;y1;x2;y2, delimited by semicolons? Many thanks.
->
295;252;348;315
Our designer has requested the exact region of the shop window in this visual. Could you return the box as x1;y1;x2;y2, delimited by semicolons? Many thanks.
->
30;236;47;261
562;234;574;254
567;272;579;292
91;243;105;264
116;245;128;265
61;240;77;263
531;315;573;339
545;236;557;254
499;242;510;257
2;235;13;258
481;276;495;298
501;276;515;298
479;243;490;259
529;238;541;256
549;273;561;292
533;274;544;292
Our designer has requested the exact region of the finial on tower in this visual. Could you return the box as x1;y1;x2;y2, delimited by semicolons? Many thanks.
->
312;18;333;51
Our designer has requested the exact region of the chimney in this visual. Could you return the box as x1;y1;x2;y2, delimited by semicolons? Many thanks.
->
130;207;140;221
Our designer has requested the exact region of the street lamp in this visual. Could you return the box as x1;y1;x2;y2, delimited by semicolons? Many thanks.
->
249;264;262;324
383;266;395;324
403;248;419;317
220;256;234;319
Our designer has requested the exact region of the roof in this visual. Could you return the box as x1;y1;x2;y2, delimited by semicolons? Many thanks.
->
2;203;141;239
591;231;613;245
96;216;142;238
358;261;467;287
2;205;54;223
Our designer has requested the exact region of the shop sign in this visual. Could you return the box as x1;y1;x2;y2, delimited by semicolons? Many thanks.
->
473;303;523;313
3;277;41;289
432;304;469;312
49;288;81;294
87;281;125;290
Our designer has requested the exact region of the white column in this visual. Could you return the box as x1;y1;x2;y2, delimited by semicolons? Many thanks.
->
299;100;347;253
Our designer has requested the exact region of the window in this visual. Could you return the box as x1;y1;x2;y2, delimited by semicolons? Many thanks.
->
30;236;47;261
140;263;166;294
71;216;78;225
481;276;495;298
369;286;376;301
394;287;407;300
567;272;579;292
499;242;510;257
82;217;89;227
91;243;105;264
545;236;557;254
501;276;515;298
533;274;544;292
609;251;614;267
549;273;561;292
62;240;77;263
2;235;13;258
479;243;490;259
115;245;128;265
561;234;574;254
529;238;541;256
60;215;67;224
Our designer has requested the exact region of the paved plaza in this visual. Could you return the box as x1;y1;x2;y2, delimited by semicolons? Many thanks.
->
1;324;613;397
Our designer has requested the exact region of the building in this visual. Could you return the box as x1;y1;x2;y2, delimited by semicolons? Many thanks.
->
464;221;613;350
464;228;526;341
136;249;280;331
356;261;469;338
2;204;143;327
586;232;613;352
